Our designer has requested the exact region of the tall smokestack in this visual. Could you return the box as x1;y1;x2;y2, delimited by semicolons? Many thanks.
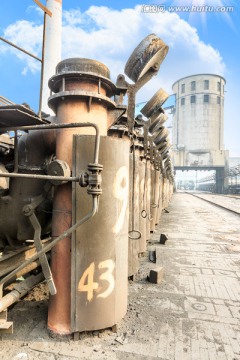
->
42;0;62;114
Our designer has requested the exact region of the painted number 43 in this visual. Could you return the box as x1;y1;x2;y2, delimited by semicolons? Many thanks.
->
78;259;115;302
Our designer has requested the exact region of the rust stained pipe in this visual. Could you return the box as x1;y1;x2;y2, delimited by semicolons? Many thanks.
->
0;273;44;313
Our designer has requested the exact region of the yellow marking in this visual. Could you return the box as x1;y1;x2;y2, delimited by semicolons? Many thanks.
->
78;262;99;302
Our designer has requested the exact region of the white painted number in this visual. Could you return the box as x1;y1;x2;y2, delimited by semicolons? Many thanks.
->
78;259;115;302
113;166;129;234
97;259;115;299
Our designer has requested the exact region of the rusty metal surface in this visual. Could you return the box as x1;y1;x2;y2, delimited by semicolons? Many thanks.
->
153;127;169;145
154;171;160;226
150;168;157;232
27;211;56;295
156;173;163;222
128;151;140;277
107;105;127;130
47;159;71;185
140;88;169;118
71;135;129;332
0;196;98;295
124;34;169;83
123;35;169;133
0;123;99;255
0;122;100;163
129;144;141;239
0;240;51;279
56;58;111;79
48;58;108;335
0;272;44;313
49;58;116;97
146;160;152;240
138;156;147;253
48;90;117;114
0;310;13;335
149;113;168;134
0;105;46;128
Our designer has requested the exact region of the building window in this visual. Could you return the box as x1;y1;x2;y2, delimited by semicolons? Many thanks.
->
204;94;209;103
223;84;225;93
204;80;209;90
217;81;221;91
181;84;185;93
217;96;220;104
191;81;196;91
181;97;185;105
190;95;196;104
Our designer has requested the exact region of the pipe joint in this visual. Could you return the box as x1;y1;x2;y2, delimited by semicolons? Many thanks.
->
79;163;103;196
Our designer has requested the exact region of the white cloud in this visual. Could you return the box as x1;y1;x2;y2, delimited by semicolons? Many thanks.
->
0;5;225;85
62;9;84;26
0;20;42;75
60;5;225;99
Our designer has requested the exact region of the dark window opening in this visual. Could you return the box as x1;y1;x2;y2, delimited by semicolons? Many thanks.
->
204;94;209;103
191;95;196;104
204;80;209;90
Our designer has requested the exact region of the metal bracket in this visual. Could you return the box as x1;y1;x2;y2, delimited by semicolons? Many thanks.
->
22;186;56;296
127;68;160;133
107;105;127;129
24;209;56;296
0;310;13;335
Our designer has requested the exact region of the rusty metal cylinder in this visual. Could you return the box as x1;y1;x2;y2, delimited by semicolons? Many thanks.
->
146;159;151;240
150;166;157;232
71;135;129;332
156;172;163;223
162;178;168;209
107;128;143;278
138;151;147;254
154;170;160;226
47;58;114;335
128;144;140;277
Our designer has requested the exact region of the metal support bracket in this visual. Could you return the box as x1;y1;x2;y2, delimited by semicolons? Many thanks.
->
25;209;56;296
0;310;13;335
117;67;160;133
22;187;56;296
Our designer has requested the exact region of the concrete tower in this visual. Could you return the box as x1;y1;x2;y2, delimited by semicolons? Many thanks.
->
172;74;228;168
172;74;229;193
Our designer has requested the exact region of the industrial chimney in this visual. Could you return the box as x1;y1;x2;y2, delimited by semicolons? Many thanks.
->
42;0;62;115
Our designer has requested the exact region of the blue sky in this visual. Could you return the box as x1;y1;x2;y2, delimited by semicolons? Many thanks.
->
0;0;239;156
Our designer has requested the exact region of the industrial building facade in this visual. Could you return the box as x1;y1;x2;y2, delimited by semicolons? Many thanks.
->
172;74;229;193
